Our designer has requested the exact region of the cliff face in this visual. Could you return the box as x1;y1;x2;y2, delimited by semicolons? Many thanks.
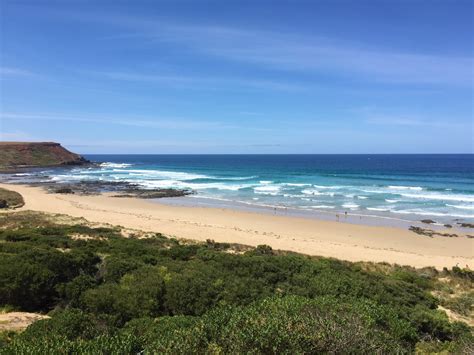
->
0;142;89;169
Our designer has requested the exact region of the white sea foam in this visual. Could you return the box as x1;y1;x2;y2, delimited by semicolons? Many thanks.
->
217;176;258;181
356;196;368;199
137;179;253;191
385;199;399;203
391;209;474;218
254;185;282;195
446;204;474;210
302;189;321;195
400;193;474;203
51;175;94;181
259;180;273;184
367;207;390;212
283;183;311;187
312;185;345;189
302;188;335;197
310;205;335;209
388;185;423;191
342;203;359;209
100;162;132;168
189;182;253;191
125;169;211;180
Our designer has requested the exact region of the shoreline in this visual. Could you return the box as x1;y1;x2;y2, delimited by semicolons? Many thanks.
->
157;195;464;230
1;182;473;269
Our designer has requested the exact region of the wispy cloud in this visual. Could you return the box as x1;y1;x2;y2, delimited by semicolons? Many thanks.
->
0;112;236;130
168;25;472;86
0;130;33;141
23;9;473;86
91;70;305;92
0;67;35;77
365;115;469;129
83;15;474;86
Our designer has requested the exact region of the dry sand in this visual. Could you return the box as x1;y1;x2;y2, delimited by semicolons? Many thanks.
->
1;183;472;269
0;312;49;331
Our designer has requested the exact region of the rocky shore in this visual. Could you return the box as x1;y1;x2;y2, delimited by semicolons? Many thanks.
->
33;179;193;199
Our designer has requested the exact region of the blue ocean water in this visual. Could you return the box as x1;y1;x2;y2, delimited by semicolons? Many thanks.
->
12;154;474;223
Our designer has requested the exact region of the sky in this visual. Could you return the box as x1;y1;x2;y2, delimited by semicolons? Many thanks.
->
0;0;473;154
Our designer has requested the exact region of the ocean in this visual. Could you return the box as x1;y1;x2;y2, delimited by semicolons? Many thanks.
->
7;154;474;224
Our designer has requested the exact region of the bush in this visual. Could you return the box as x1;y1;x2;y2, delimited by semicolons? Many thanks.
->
0;212;471;353
82;266;166;322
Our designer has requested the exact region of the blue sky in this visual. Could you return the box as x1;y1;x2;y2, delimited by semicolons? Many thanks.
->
0;0;472;153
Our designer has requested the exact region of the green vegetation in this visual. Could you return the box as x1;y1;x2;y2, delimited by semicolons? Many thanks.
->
0;211;472;353
0;188;24;209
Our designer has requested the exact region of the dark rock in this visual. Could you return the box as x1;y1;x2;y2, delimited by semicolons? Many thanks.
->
409;226;434;237
409;226;458;238
459;223;474;228
113;188;193;199
36;179;193;199
0;199;7;208
444;224;452;228
421;219;436;224
54;187;75;194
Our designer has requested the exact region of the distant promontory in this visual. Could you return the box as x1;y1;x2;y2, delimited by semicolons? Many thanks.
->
0;142;89;170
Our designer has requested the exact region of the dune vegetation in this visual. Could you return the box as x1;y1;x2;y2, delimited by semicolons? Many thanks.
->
0;210;472;354
0;188;24;209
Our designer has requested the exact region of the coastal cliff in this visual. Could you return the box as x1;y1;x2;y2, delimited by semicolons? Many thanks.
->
0;142;89;169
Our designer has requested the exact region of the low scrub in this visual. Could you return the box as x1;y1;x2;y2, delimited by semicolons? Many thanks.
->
0;212;472;353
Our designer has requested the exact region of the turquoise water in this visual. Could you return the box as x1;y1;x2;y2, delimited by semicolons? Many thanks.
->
10;154;474;224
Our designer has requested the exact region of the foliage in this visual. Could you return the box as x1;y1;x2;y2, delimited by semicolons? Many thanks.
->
0;211;472;353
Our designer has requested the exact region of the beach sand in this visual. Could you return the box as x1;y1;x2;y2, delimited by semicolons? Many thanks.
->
1;183;472;269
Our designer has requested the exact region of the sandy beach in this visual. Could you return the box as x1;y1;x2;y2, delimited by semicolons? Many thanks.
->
1;183;472;269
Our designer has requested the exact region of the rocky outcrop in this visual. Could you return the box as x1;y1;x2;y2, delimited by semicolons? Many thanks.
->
409;226;459;238
0;142;89;169
40;180;192;198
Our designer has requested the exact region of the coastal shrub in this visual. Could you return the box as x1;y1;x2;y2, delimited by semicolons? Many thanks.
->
0;212;472;353
0;257;56;311
100;256;143;283
82;266;166;323
2;333;142;355
119;296;413;353
0;246;99;311
57;274;98;307
197;296;410;353
19;308;114;341
164;266;225;315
